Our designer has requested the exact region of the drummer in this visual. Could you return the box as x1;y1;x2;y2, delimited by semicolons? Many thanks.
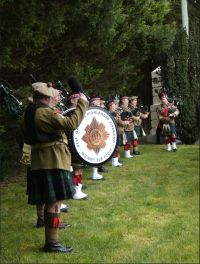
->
106;99;126;167
65;92;88;200
89;94;106;179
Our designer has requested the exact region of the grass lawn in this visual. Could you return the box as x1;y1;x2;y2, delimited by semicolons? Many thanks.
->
0;144;199;263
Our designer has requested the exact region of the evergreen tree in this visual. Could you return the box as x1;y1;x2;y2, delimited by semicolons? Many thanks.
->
161;29;199;143
0;0;176;95
161;0;200;143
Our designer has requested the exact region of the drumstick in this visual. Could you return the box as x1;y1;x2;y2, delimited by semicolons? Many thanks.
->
67;75;90;100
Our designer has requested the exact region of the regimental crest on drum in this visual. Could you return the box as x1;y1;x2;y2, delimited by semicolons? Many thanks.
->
82;117;109;154
70;107;118;166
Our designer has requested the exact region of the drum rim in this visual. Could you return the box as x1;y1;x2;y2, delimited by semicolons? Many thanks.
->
69;106;118;166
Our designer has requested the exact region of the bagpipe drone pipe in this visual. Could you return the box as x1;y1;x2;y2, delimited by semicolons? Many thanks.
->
0;75;91;153
29;74;71;112
30;74;90;112
0;83;25;150
158;87;183;107
0;75;90;117
0;84;24;117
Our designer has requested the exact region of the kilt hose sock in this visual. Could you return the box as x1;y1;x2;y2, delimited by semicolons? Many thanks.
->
44;211;62;242
163;138;170;145
170;135;176;143
132;139;139;152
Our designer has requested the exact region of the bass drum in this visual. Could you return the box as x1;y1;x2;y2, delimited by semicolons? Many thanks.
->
69;106;118;166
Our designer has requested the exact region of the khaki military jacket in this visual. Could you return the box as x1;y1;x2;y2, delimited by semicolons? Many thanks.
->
129;106;142;126
109;110;127;135
116;115;127;134
27;99;88;171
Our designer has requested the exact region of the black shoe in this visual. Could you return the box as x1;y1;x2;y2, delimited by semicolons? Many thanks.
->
172;148;177;152
59;223;71;229
133;151;142;155
118;159;123;164
98;165;109;173
36;217;44;228
60;207;68;213
43;241;73;253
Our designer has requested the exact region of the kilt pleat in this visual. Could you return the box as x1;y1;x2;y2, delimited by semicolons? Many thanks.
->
28;169;75;205
134;126;143;137
125;131;134;143
162;123;176;136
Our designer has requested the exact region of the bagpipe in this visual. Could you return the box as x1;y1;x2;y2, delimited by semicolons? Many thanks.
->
0;74;89;118
52;80;70;112
0;76;71;117
29;74;71;112
131;105;149;116
161;103;177;118
29;74;90;112
0;84;24;117
120;110;133;121
158;88;182;119
1;75;118;166
56;75;90;112
167;96;183;107
158;88;183;107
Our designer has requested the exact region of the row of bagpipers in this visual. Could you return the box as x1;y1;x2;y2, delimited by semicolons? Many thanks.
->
1;76;180;187
0;76;180;253
0;75;180;156
0;75;151;183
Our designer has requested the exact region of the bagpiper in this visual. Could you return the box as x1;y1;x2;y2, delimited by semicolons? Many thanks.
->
119;96;134;158
129;96;149;155
89;94;107;179
65;92;88;200
106;99;129;166
157;92;179;151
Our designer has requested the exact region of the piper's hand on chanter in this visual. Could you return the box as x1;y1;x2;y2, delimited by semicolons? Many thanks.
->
169;113;175;118
123;120;130;125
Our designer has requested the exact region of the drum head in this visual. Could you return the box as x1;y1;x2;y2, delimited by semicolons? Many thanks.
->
70;106;118;166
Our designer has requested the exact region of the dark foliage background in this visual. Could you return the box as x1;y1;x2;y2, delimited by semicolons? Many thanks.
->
0;0;199;180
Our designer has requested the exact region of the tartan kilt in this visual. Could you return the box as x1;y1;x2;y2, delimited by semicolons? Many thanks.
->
134;125;143;138
162;123;176;136
28;169;75;205
117;134;123;147
124;131;134;144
